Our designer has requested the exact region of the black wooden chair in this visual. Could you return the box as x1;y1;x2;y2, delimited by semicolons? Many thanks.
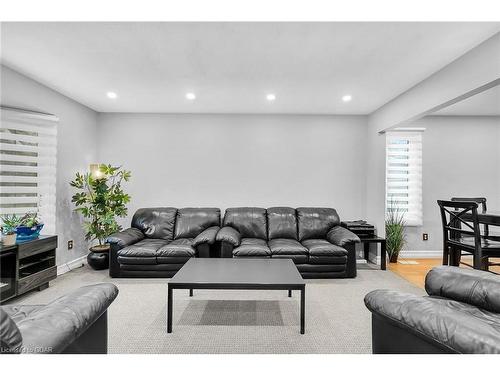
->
438;200;500;272
451;197;489;237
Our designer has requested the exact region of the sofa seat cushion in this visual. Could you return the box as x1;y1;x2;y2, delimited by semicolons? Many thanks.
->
364;289;500;354
268;239;307;255
156;238;196;259
233;238;271;257
117;239;169;265
309;255;347;264
272;254;308;264
301;239;347;256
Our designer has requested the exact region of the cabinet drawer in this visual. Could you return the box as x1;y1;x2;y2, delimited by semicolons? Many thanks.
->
17;266;57;295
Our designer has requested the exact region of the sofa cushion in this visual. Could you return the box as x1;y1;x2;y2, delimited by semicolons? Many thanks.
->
174;208;221;239
224;207;267;240
267;207;298;240
233;238;271;257
271;254;308;264
309;255;347;264
364;289;500;354
268;238;307;255
0;307;23;354
297;207;340;241
117;239;168;265
301;239;347;256
132;207;177;240
156;238;196;259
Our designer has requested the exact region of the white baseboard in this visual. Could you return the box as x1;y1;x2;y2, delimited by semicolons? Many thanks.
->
57;255;86;276
399;250;442;258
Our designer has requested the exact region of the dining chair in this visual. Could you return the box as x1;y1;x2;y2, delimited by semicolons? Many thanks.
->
451;197;489;236
438;200;500;272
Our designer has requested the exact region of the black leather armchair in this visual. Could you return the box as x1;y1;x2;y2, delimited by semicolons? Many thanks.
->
365;266;500;354
107;207;220;278
0;283;118;354
216;207;359;278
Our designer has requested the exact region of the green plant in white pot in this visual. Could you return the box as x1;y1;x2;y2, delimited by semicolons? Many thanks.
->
1;214;22;246
385;198;407;263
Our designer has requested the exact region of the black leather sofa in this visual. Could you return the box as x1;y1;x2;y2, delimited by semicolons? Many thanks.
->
216;207;360;278
0;283;118;354
107;207;220;278
365;266;500;354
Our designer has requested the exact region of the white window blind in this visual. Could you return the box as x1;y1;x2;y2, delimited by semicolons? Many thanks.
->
386;131;423;226
0;107;58;235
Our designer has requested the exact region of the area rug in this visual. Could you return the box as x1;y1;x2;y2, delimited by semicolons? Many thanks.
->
13;265;423;354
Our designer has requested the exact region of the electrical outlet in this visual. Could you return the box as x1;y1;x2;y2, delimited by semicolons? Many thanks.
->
68;240;74;250
423;233;429;241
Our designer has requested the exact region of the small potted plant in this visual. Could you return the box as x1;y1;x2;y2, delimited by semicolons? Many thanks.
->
70;164;131;270
16;212;44;242
0;214;22;246
385;198;407;263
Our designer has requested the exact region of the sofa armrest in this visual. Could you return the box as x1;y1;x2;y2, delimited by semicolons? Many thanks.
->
216;226;241;246
16;283;118;353
425;266;500;313
326;226;360;247
106;228;144;250
192;226;220;247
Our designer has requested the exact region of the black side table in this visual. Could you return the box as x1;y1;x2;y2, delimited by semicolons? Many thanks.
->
360;236;387;270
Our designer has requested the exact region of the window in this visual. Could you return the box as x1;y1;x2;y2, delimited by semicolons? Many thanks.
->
0;107;58;234
386;131;423;226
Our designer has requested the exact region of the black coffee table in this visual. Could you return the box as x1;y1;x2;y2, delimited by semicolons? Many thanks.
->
167;258;306;334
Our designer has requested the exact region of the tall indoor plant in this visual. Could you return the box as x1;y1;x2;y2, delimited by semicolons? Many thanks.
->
70;164;131;254
385;198;406;263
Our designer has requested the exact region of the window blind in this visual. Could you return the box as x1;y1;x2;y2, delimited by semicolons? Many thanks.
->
386;131;423;226
0;107;58;235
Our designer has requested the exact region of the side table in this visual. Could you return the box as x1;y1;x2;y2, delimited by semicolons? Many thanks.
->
360;236;387;270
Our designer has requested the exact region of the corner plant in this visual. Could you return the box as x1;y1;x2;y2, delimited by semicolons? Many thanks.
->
1;214;22;235
385;198;407;263
70;164;131;250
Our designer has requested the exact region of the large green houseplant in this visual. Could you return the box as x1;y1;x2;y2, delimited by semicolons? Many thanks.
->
385;198;407;263
70;164;131;252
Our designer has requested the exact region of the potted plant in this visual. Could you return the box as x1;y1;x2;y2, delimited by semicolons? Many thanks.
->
70;164;131;270
385;198;406;263
0;214;22;246
16;212;44;242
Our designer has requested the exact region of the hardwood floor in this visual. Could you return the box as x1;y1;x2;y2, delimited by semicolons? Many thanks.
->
388;256;500;289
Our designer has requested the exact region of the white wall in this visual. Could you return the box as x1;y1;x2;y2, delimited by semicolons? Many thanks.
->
97;113;368;226
401;115;500;256
1;65;98;267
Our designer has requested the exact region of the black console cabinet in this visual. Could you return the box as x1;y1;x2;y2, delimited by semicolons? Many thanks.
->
0;235;58;303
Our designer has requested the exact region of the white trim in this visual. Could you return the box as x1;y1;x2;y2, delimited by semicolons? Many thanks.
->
399;250;442;258
57;255;86;275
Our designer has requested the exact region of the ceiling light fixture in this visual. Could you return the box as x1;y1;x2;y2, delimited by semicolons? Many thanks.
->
186;92;196;100
106;92;117;99
342;95;352;102
266;93;276;101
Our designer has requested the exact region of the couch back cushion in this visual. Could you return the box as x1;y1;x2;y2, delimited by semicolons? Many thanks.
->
174;208;221;239
267;207;298;240
223;207;267;240
297;207;340;241
132;207;177;240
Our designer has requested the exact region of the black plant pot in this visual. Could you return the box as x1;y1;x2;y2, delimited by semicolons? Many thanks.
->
87;250;109;270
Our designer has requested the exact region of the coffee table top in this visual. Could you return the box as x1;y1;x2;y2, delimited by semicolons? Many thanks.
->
169;258;304;288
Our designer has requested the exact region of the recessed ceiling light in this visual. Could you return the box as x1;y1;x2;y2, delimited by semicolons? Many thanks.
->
186;92;196;100
106;92;117;99
266;93;276;101
342;95;352;102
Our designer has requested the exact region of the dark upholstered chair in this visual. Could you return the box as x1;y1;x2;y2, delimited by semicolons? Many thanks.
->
0;283;118;354
216;207;359;278
365;266;500;354
107;207;220;277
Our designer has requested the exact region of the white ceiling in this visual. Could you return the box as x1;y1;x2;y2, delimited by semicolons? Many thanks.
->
1;22;499;114
433;85;500;116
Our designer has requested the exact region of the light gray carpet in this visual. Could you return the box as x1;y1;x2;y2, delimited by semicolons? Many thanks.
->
10;265;423;354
